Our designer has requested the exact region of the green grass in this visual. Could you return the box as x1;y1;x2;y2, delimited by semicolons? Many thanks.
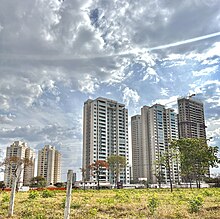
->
0;188;220;218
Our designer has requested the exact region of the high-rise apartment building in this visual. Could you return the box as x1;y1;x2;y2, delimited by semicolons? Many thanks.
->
178;96;209;178
83;97;130;185
23;147;35;186
131;104;180;184
37;145;61;185
178;97;206;138
4;141;35;188
131;115;143;182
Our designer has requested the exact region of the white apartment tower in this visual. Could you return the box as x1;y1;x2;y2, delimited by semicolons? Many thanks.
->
131;104;180;184
37;145;61;185
4;141;35;188
83;97;130;185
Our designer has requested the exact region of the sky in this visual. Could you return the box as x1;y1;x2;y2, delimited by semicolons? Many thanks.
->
0;0;220;181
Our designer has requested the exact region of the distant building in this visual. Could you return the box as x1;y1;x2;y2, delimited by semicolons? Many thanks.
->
178;96;206;139
72;172;77;183
37;145;61;185
131;104;180;184
131;115;143;182
4;141;35;188
83;97;130;185
178;96;209;177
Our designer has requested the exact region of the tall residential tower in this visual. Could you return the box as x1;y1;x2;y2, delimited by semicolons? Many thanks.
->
37;145;61;185
4;141;35;188
131;104;180;184
178;97;206;138
83;97;130;185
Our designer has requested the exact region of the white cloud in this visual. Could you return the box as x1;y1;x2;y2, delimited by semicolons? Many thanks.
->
143;67;160;83
78;74;99;94
152;95;179;110
42;79;61;96
187;42;220;62
0;124;81;143
0;95;10;110
160;88;169;96
0;114;16;123
122;87;140;106
192;65;218;77
162;60;186;68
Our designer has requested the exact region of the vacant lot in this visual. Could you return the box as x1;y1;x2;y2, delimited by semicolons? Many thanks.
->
0;188;220;218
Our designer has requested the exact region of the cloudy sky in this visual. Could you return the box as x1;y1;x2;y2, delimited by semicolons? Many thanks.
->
0;0;220;180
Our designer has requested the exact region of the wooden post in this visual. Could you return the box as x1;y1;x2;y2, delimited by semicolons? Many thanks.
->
64;170;73;219
8;175;17;217
8;164;22;217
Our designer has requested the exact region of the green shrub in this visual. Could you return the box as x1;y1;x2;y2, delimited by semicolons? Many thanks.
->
148;196;159;215
71;203;81;209
188;196;203;213
202;190;213;197
41;190;55;198
61;197;66;208
114;191;130;203
35;214;46;219
28;190;39;199
2;193;9;203
89;208;98;216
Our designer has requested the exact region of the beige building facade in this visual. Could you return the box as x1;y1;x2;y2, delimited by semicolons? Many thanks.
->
83;97;130;185
131;104;180;184
4;141;35;188
37;145;61;185
178;97;206;139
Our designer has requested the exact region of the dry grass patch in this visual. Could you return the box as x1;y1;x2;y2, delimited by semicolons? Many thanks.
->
1;188;220;218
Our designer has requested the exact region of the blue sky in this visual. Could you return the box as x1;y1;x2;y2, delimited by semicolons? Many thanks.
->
0;0;220;180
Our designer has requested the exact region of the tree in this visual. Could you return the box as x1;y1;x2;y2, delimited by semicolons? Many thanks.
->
107;155;126;188
0;181;6;190
158;146;179;192
89;160;109;190
2;156;33;216
172;138;219;188
154;155;165;189
30;176;47;188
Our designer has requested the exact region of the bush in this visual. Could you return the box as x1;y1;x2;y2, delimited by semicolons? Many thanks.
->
41;190;55;198
1;193;9;203
202;189;213;197
28;190;39;199
148;196;159;215
188;196;203;213
71;203;81;209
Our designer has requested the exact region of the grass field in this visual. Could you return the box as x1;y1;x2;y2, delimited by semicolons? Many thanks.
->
0;188;220;218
